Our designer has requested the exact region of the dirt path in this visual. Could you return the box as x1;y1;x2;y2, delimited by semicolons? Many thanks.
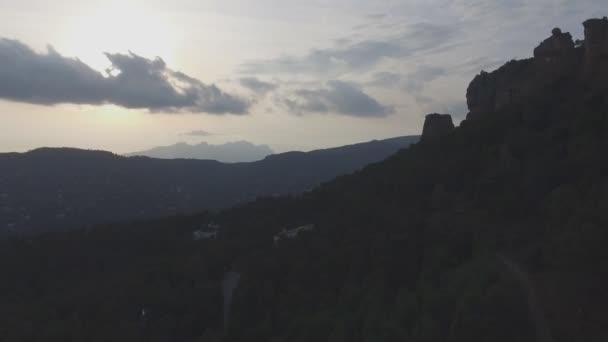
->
498;254;554;342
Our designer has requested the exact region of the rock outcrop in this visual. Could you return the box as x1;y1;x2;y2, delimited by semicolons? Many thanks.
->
533;27;578;76
466;59;536;120
465;18;608;122
583;17;608;78
421;113;454;142
533;28;575;64
466;71;497;120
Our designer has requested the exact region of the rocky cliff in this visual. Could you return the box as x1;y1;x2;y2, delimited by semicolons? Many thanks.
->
466;18;608;122
421;113;454;142
583;17;608;79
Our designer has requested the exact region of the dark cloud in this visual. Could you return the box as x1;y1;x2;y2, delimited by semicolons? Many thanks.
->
239;77;277;95
283;80;393;118
180;130;214;137
240;22;458;76
0;38;250;114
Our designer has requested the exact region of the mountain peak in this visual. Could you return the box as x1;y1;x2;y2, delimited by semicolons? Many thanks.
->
125;140;274;163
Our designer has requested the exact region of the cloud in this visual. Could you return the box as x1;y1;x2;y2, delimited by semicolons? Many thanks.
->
397;22;460;54
239;22;458;77
0;38;250;114
180;130;214;137
239;77;277;95
366;13;387;20
366;65;445;92
405;65;446;93
240;40;403;75
333;38;352;46
366;71;403;88
454;57;504;75
282;80;393;118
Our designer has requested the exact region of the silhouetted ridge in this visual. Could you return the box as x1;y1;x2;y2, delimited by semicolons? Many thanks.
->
466;18;608;122
26;147;117;158
0;136;417;234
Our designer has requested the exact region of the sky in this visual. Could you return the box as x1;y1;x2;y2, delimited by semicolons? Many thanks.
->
0;0;605;153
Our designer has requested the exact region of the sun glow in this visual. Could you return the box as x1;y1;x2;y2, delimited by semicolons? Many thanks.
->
63;104;146;128
58;1;179;73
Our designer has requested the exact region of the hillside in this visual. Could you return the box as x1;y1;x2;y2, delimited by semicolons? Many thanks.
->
1;18;607;342
0;136;417;235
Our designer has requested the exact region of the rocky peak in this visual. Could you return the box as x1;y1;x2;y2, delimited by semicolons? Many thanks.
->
533;27;575;63
584;17;608;48
583;17;608;77
421;113;454;142
465;18;607;122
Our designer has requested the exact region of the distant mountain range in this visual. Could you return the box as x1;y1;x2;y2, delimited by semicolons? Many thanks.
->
125;141;274;163
0;136;418;235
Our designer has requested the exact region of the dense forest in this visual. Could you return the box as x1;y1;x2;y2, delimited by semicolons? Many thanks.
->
1;18;607;342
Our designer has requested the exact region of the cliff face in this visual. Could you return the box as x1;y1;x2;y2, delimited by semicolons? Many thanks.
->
466;18;608;121
583;18;608;79
466;59;537;120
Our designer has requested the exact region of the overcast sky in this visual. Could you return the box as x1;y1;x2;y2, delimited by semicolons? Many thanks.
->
0;0;605;153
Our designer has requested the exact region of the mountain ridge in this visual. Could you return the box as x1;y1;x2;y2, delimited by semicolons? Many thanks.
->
125;140;274;163
0;136;419;235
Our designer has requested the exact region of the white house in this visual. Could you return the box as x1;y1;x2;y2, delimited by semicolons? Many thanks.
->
193;230;218;240
273;224;315;246
193;222;222;240
207;222;221;230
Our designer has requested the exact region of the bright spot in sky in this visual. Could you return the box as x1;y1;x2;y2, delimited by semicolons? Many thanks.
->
58;1;179;72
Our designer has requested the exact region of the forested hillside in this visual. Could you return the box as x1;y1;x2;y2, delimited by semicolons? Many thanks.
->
0;136;417;235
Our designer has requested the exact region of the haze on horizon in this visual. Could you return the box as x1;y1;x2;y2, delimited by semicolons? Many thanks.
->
0;0;604;154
